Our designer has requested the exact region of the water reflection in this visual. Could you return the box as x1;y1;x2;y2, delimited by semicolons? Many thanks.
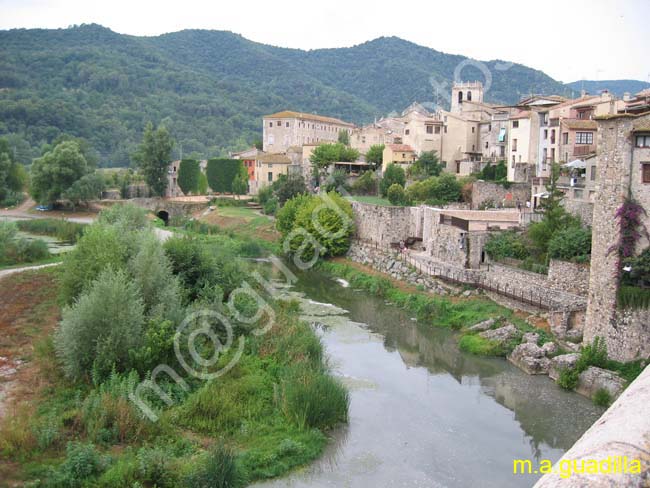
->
257;270;602;488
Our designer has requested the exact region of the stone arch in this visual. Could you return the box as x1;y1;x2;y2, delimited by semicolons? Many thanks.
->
157;210;170;226
458;90;463;103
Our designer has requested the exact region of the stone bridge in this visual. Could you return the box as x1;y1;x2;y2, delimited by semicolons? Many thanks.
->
129;197;208;224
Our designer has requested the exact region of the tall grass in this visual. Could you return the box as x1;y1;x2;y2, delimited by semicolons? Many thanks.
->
16;218;85;243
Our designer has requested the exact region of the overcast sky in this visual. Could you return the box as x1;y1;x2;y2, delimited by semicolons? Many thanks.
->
1;0;648;83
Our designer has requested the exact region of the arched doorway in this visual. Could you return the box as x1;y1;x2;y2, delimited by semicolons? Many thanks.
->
157;210;170;226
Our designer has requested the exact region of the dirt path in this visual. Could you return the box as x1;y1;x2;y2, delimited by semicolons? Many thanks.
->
0;262;62;281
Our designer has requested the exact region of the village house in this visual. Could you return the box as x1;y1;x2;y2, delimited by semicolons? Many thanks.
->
382;144;417;172
253;152;292;192
262;110;354;153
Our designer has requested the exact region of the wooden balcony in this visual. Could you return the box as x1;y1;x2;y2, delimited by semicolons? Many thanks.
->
573;145;595;157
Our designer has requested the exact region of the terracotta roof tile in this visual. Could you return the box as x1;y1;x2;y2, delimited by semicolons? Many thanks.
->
263;110;354;127
387;144;415;152
256;153;292;164
563;119;597;130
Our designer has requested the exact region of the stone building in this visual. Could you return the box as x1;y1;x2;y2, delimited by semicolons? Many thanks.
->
583;111;650;361
253;153;292;193
382;144;417;172
262;111;354;153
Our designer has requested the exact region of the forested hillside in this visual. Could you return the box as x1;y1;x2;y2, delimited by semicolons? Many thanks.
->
1;24;574;166
565;79;650;98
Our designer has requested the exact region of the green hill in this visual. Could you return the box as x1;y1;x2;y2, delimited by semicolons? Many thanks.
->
0;24;572;166
565;79;650;98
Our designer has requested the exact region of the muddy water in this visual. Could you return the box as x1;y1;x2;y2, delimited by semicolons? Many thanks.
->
259;270;603;488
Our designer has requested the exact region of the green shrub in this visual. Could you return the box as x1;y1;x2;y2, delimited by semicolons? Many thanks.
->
379;163;405;197
548;226;592;262
256;186;273;206
0;221;50;265
458;334;504;356
97;203;149;231
178;159;201;195
387;183;408;205
45;442;106;488
592;388;612;407
276;194;311;235
16;219;85;243
271;174;307;204
207;158;243;193
96;456;139;488
557;367;580;390
184;445;245;488
137;446;177;487
280;368;349;430
350;170;377;195
263;196;278;215
484;231;529;261
197;171;209;195
56;268;145;382
618;285;650;309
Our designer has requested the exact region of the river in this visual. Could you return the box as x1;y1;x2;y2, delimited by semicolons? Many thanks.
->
258;268;603;488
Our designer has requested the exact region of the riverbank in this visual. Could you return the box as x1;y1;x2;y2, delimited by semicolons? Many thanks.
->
0;206;348;487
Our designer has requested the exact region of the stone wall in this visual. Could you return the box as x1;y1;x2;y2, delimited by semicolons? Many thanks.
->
547;259;591;296
584;113;650;361
350;201;420;246
471;181;531;209
562;199;594;226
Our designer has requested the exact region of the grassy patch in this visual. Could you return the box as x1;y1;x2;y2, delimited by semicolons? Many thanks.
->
458;335;503;356
346;195;392;206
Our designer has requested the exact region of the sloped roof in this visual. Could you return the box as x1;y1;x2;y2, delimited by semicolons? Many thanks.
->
563;119;597;130
256;153;292;164
263;110;354;127
387;144;415;152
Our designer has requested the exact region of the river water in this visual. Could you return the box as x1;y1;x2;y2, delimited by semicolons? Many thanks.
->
258;269;603;488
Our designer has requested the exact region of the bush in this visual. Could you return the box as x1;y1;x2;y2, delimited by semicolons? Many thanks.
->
557;367;580;390
548;226;592;262
56;268;145;382
276;193;311;236
387;183;408;206
621;247;650;288
256;186;273;206
98;203;149;232
617;286;650;309
593;388;612;407
184;445;245;488
178;159;201;195
280;368;349;430
379;163;405;197
272;174;307;204
405;174;461;204
206;158;243;193
16;218;85;243
45;442;106;488
263;196;278;215
484;231;530;261
0;221;50;265
350;170;377;195
458;334;504;356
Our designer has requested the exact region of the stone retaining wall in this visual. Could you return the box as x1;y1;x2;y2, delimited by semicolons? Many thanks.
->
547;259;591;296
471;181;531;210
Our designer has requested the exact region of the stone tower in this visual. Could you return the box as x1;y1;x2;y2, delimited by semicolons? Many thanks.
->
451;81;484;114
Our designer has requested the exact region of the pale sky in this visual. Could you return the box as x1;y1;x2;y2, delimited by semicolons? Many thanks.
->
1;0;648;83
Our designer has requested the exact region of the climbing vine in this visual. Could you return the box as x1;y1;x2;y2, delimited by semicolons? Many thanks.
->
614;198;647;258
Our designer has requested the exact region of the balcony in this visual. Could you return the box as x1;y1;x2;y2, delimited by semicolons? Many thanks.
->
573;145;596;157
558;175;586;189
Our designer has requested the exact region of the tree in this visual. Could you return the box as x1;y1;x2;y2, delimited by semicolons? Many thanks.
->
338;129;350;145
365;144;384;170
206;159;244;193
55;268;145;382
30;140;88;204
310;143;359;184
272;174;307;204
324;169;348;192
133;122;174;197
379;163;406;197
177;159;200;195
411;150;442;178
232;165;248;198
197;171;209;195
387;184;409;206
63;172;105;210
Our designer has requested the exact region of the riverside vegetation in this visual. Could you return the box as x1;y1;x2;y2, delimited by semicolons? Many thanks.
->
0;204;349;487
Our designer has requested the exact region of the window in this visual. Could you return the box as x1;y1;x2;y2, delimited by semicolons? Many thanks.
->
563;132;569;145
405;129;410;135
575;132;594;145
551;148;556;161
512;120;519;128
551;129;556;144
485;142;489;149
636;135;650;147
574;189;583;199
512;138;518;151
544;129;548;140
643;163;650;184
269;122;273;127
467;91;472;101
471;127;475;133
590;165;597;181
444;126;448;134
268;172;273;182
512;155;516;166
458;91;463;103
426;125;433;134
543;148;547;161
488;124;492;132
268;134;275;145
435;126;441;134
285;122;289;127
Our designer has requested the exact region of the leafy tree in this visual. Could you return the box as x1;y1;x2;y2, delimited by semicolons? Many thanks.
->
253;139;263;151
43;134;99;169
276;193;312;235
365;144;384;171
387;184;409;206
232;165;249;198
30;141;89;204
310;143;359;182
206;159;244;193
323;169;348;192
177;159;200;195
484;231;530;261
410;151;442;179
63;172;105;210
379;163;405;197
197;171;209;195
133;122;174;197
478;160;507;181
56;268;145;382
350;170;377;195
548;226;592;262
429;173;461;204
338;130;350;145
272;174;307;204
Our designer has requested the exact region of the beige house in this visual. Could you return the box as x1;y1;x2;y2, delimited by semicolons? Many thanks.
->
440;111;481;173
382;144;417;172
253;153;292;193
506;111;534;182
262;111;354;153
